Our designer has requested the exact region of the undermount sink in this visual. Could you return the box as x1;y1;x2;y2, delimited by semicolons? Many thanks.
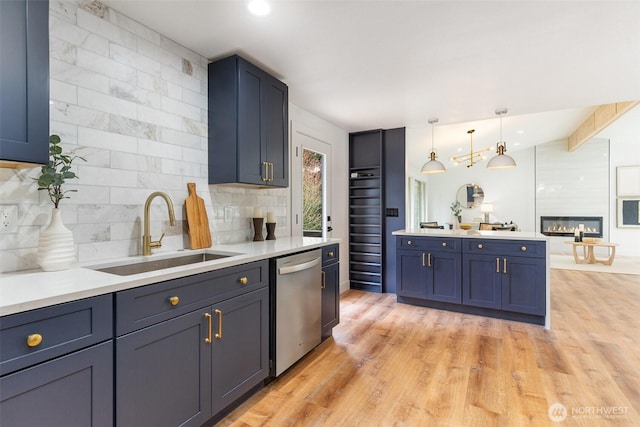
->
91;252;240;276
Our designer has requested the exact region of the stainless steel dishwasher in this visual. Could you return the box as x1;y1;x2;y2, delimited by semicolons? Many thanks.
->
272;249;322;376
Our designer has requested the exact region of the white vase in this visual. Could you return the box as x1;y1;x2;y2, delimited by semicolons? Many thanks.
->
37;208;75;271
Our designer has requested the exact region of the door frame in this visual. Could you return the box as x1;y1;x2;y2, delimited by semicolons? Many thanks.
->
291;121;332;238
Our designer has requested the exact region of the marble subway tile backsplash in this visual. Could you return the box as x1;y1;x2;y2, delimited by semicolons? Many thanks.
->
0;0;287;272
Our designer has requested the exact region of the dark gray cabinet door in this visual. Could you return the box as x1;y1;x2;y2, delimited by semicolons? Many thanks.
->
426;251;462;304
396;249;428;299
264;76;288;186
321;262;340;338
501;257;546;315
0;0;49;166
0;341;113;427
116;309;212;427
211;288;269;416
237;60;265;185
462;253;502;310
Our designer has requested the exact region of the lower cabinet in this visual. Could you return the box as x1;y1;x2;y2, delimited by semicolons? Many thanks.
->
396;236;547;324
462;245;546;316
0;341;113;427
397;249;461;304
321;244;340;339
116;309;212;427
211;287;269;415
115;260;270;426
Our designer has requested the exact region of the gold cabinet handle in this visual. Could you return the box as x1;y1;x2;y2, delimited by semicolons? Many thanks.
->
321;271;326;289
478;244;483;249
262;161;269;182
328;251;335;257
168;296;180;306
503;258;507;274
27;333;43;347
428;253;432;267
521;246;527;252
441;242;447;247
421;253;426;267
214;309;222;339
239;277;248;285
204;313;212;344
269;162;274;182
496;258;500;273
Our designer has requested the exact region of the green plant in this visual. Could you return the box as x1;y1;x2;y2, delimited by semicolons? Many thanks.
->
450;200;462;217
34;135;85;208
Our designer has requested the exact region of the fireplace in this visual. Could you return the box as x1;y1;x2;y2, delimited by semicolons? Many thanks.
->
540;216;603;238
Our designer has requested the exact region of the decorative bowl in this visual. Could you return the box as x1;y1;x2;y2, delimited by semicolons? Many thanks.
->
460;224;473;230
582;237;601;243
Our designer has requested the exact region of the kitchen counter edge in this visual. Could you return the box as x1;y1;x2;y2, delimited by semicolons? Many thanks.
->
392;229;549;241
0;237;340;316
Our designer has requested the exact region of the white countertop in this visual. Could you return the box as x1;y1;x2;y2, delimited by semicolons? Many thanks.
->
0;237;339;316
393;228;549;241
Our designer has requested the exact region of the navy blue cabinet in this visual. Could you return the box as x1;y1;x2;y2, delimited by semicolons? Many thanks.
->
462;239;546;316
208;55;288;187
1;341;113;427
115;260;270;425
396;236;547;325
0;295;113;426
116;309;212;427
396;237;461;304
211;287;269;415
0;0;49;167
321;244;340;339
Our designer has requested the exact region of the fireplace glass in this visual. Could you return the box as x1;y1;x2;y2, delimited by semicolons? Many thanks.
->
540;216;603;238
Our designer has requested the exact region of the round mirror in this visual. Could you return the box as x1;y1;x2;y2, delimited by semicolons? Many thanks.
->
456;184;484;208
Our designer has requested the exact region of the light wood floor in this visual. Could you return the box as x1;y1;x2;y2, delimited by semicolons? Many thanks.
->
216;270;640;426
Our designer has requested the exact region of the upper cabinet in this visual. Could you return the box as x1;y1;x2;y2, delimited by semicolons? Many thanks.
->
208;55;288;187
0;0;50;168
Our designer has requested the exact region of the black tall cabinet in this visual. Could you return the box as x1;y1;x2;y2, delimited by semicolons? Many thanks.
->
349;128;405;293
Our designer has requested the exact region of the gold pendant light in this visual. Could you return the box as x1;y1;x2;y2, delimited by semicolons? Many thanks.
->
451;129;491;168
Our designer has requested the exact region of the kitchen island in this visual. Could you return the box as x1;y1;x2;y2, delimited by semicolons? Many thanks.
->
393;229;550;328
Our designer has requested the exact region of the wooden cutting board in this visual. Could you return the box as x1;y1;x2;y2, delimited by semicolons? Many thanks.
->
185;182;212;249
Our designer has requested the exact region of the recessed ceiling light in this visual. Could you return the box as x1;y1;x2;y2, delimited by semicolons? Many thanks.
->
248;0;270;16
517;130;524;135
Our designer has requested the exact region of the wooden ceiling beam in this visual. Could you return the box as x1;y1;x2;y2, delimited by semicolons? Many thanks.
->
568;100;639;151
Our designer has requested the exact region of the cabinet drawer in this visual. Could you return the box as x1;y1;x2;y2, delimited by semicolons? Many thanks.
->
116;260;268;336
464;239;546;258
322;244;339;266
0;295;112;376
397;236;460;252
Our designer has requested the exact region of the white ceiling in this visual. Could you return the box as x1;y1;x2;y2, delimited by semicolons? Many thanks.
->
101;0;640;158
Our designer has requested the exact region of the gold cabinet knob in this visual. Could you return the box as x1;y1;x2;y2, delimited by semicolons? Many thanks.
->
168;296;180;306
442;242;447;247
328;251;335;257
407;240;412;245
239;277;248;285
478;244;483;249
27;333;43;347
521;246;527;252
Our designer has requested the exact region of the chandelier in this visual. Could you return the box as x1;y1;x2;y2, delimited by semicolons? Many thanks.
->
451;129;491;168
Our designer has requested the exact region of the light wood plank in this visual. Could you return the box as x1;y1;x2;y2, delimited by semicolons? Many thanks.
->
215;270;640;426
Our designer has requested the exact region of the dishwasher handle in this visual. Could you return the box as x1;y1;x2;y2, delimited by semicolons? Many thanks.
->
278;256;321;275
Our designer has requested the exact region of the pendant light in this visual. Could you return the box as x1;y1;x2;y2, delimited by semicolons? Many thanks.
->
421;118;446;174
487;108;517;169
